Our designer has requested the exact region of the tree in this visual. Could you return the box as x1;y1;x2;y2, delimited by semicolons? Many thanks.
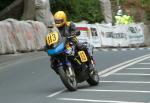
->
0;0;23;20
50;0;104;23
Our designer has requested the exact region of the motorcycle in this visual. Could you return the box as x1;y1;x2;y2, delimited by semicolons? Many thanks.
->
46;31;99;91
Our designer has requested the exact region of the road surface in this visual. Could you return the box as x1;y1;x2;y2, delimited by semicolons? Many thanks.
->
0;48;150;103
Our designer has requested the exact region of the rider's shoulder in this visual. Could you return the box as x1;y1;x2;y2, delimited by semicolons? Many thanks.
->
66;21;71;27
66;21;75;27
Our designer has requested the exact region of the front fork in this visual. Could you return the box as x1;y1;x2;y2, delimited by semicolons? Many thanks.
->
57;60;75;77
66;62;74;76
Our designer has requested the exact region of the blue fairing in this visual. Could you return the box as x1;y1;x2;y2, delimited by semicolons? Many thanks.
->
47;43;65;55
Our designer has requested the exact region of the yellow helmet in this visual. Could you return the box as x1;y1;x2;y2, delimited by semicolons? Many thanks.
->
54;11;67;27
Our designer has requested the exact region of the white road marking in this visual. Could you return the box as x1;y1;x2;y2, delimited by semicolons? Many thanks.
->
102;49;108;52
101;81;150;84
47;89;66;98
130;48;136;50
139;48;145;50
47;54;150;98
126;68;150;70
138;62;150;64
112;49;118;51
122;48;127;51
98;54;150;76
80;89;150;93
101;54;150;77
58;98;143;103
113;73;150;76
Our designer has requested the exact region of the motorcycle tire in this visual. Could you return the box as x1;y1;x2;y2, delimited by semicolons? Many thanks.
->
87;69;99;86
58;66;77;91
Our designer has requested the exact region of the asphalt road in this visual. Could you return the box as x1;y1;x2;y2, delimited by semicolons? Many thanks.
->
0;48;150;103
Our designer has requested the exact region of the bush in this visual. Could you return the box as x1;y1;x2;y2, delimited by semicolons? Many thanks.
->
0;0;14;11
118;0;150;23
141;0;150;22
50;0;104;23
1;0;104;23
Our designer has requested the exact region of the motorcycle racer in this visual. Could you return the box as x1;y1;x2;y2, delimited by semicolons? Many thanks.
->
45;11;94;72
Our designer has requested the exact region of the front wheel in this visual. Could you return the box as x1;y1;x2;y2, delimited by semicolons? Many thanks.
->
87;69;99;86
58;66;77;91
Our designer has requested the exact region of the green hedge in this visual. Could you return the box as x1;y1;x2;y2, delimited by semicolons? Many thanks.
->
141;0;150;21
0;0;104;23
0;0;14;11
50;0;104;23
119;0;150;22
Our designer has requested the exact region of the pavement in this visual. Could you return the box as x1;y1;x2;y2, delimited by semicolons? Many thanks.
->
0;51;47;70
1;47;149;64
1;48;150;103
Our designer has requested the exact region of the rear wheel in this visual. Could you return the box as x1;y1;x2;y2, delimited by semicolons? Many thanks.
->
58;66;77;91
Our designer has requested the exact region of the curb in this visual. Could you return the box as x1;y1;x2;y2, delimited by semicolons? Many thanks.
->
94;47;150;52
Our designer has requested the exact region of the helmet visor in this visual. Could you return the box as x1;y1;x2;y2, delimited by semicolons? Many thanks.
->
55;19;64;24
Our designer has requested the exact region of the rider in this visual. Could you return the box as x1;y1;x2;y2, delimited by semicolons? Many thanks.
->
46;11;94;71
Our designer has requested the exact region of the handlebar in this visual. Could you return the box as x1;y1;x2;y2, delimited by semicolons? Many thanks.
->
67;35;75;39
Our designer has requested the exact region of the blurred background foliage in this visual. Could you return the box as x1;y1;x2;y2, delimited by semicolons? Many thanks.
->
0;0;150;23
116;0;150;23
0;0;14;10
50;0;104;23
